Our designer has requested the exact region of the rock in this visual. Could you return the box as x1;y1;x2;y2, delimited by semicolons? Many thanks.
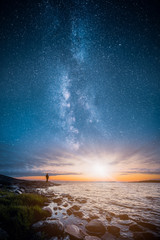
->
67;208;73;216
54;207;58;210
49;237;59;240
107;211;115;217
53;198;62;204
73;211;84;218
32;220;64;237
63;202;68;207
32;221;44;228
85;219;106;236
65;224;86;240
67;205;81;216
0;228;9;240
107;225;120;237
15;189;22;194
62;193;73;201
118;219;133;225
85;236;101;240
101;232;116;240
89;214;99;220
106;215;112;222
43;206;52;215
76;197;87;204
119;214;129;220
129;224;143;232
71;205;81;211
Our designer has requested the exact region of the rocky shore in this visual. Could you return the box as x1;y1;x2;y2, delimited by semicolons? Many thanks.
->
0;175;159;240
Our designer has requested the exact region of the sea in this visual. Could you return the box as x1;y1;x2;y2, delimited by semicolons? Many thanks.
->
44;182;160;239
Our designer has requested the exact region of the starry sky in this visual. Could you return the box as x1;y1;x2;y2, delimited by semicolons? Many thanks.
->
0;0;160;180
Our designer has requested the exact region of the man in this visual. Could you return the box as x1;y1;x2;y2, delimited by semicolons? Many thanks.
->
46;173;49;182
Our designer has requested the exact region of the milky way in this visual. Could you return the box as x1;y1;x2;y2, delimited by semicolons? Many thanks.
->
0;0;160;177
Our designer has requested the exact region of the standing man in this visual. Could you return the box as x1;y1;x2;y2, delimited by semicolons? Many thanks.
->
46;173;49;182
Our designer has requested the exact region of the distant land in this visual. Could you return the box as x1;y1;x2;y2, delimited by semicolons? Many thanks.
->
131;179;160;183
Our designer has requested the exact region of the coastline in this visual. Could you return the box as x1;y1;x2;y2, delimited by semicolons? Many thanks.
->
0;175;159;240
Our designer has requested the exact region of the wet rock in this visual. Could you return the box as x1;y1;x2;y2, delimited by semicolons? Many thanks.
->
63;202;68;207
65;224;86;240
67;205;81;216
54;207;58;210
102;232;116;240
118;219;133;225
32;219;64;237
67;208;73;216
53;198;62;204
62;193;73;201
76;197;87;204
107;225;120;237
15;189;22;194
85;219;106;236
129;224;143;232
71;205;81;211
0;228;9;240
73;211;84;218
85;236;101;240
43;206;52;215
119;214;129;220
89;214;99;220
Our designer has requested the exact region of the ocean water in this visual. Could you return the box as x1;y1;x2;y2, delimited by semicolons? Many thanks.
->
46;182;160;239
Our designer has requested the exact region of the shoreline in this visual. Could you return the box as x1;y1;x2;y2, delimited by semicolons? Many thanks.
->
0;174;159;240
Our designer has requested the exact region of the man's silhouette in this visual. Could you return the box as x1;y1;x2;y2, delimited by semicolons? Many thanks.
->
46;173;49;182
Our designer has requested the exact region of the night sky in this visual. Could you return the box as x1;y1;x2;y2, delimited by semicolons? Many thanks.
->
0;0;160;179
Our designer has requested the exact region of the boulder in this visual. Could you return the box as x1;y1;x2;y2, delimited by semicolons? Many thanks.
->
65;224;85;240
85;219;106;236
107;225;120;237
32;219;64;237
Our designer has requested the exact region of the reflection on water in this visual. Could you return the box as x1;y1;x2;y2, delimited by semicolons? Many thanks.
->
48;182;160;239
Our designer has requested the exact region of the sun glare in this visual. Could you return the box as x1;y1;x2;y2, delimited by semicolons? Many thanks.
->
92;163;108;178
